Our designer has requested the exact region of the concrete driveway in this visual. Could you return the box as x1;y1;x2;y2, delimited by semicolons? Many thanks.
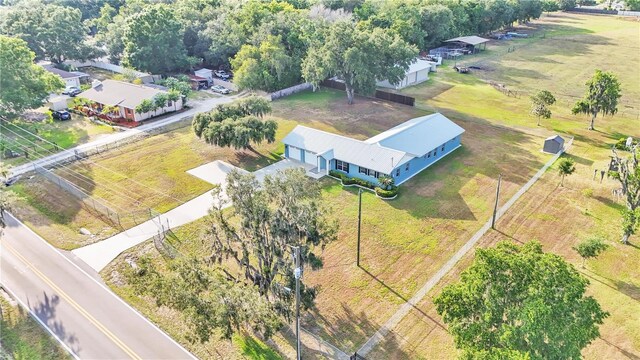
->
73;159;312;272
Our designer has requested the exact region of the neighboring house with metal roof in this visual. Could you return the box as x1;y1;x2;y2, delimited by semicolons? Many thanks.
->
43;65;82;89
444;35;490;53
282;113;465;185
376;59;435;90
77;80;183;122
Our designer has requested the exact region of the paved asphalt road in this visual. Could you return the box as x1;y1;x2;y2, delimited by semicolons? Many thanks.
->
0;212;196;359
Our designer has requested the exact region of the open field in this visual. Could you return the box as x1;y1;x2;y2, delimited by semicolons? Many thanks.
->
0;295;71;360
366;12;640;359
1;115;113;167
8;119;289;249
8;11;639;360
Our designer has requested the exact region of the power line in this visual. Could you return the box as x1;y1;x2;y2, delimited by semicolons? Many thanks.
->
1;125;160;208
6;122;186;204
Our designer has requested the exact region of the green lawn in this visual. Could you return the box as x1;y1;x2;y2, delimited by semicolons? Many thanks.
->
9;11;640;360
1;115;113;167
0;296;71;360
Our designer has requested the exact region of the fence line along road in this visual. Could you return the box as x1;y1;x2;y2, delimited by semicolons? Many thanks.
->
8;95;237;178
357;138;573;356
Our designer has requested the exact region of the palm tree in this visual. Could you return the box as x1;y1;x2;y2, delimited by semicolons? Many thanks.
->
557;158;576;186
378;175;395;190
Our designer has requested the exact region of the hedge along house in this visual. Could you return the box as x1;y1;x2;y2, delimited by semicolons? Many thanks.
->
282;113;465;186
77;79;183;122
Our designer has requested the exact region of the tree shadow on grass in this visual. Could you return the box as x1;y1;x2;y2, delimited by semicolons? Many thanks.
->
304;303;411;359
598;337;640;360
592;195;626;212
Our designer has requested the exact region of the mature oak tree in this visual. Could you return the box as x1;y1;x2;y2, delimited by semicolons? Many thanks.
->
126;256;282;342
193;96;277;150
610;145;640;244
572;69;622;131
122;5;190;74
0;36;64;119
0;3;99;63
205;169;337;319
434;241;608;359
302;19;417;104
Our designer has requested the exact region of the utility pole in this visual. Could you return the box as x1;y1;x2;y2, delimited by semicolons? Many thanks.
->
357;188;362;267
492;174;502;229
293;245;302;360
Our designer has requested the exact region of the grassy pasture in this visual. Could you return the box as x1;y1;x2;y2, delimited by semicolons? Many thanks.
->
8;11;639;360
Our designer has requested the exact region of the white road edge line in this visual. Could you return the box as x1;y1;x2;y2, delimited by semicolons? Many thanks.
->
5;212;197;360
0;282;81;360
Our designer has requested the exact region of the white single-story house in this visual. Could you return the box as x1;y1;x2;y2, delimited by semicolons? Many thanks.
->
194;68;214;85
282;113;465;185
77;79;183;122
377;59;433;90
43;66;82;89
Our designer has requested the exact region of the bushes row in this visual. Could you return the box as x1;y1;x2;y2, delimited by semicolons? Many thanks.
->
329;170;398;198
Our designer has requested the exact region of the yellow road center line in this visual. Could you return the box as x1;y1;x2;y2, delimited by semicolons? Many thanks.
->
2;241;142;360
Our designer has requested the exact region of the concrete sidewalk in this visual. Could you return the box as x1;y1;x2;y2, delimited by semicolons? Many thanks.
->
72;159;311;272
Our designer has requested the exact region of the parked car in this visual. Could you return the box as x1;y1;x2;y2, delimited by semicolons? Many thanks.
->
214;70;230;80
4;175;21;187
211;85;231;94
63;87;82;97
50;109;71;121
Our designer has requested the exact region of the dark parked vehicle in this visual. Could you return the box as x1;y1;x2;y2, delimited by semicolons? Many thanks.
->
214;70;230;80
4;175;21;187
63;87;82;97
50;109;71;121
211;85;231;94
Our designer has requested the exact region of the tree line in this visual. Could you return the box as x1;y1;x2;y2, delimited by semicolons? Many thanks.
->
1;0;570;97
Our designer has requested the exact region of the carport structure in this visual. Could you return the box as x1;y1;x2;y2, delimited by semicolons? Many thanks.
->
444;35;490;53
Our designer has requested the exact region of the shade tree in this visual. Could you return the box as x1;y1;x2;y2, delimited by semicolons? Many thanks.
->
572;69;622;131
610;145;640;244
302;20;417;104
530;90;556;126
0;36;65;119
205;168;337;319
434;241;608;359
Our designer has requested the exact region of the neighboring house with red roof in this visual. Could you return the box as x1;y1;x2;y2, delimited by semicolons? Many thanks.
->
77;80;183;122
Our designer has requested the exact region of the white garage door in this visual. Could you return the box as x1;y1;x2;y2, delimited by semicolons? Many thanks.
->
304;150;316;166
288;146;302;161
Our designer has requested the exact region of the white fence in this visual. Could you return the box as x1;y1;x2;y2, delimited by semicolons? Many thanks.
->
66;60;159;83
618;10;640;16
270;83;313;100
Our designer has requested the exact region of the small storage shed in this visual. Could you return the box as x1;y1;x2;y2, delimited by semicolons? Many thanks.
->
194;68;213;85
543;135;564;154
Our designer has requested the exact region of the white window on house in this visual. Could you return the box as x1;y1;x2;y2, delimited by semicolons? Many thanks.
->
405;162;410;171
336;160;349;172
395;168;400;177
